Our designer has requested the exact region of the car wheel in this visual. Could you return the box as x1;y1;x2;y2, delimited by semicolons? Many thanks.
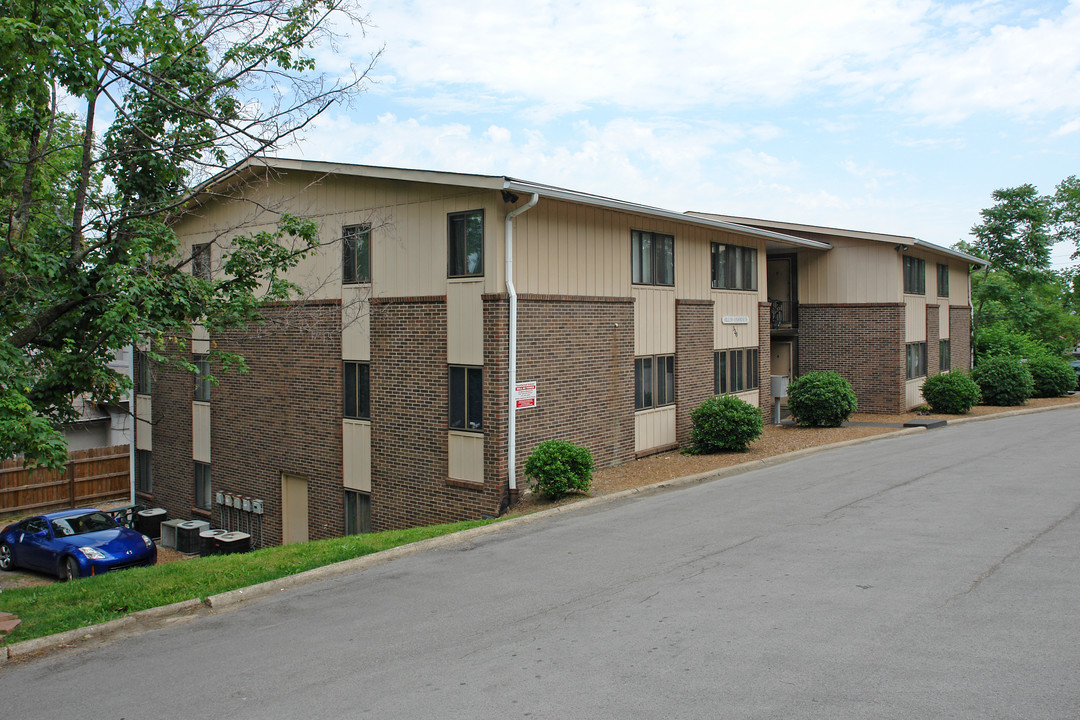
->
0;542;13;571
61;556;80;581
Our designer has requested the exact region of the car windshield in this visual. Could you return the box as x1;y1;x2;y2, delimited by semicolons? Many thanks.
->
50;512;117;537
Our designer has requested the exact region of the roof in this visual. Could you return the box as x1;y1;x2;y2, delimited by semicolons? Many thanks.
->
192;158;833;252
687;212;987;267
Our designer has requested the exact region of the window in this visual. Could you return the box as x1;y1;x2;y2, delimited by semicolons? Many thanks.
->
194;461;211;510
134;350;151;395
940;340;951;372
448;210;484;277
715;348;760;394
906;342;927;380
903;256;925;295
711;243;758;290
345;490;372;535
342;224;371;284
631;231;675;286
136;450;152;495
635;355;675;410
193;355;211;402
192;243;211;280
449;366;483;431
344;361;370;420
937;263;949;297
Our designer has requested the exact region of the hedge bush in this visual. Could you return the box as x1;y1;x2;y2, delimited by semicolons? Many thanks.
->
523;440;595;500
689;395;764;453
786;371;858;427
971;356;1033;406
920;370;981;414
1027;355;1077;398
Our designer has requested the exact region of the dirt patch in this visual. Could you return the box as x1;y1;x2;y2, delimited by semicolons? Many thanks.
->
507;394;1080;515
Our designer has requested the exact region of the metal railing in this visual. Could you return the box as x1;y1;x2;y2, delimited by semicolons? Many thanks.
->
770;300;798;328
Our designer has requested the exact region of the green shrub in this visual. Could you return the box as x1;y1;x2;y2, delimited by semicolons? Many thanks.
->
786;371;858;427
1027;355;1076;398
689;395;764;453
920;370;982;414
523;440;594;500
971;356;1033;406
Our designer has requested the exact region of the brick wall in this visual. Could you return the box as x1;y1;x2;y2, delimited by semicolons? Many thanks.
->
798;303;906;413
950;306;972;370
758;302;773;419
513;294;635;482
148;301;343;547
927;304;940;375
145;338;194;524
675;300;714;445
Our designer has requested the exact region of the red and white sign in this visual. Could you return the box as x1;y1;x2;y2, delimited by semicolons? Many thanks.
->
514;381;537;409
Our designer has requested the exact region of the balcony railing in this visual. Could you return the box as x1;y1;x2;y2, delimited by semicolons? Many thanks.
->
770;300;798;329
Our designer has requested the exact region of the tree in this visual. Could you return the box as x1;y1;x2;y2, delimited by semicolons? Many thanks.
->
0;0;378;467
964;182;1080;359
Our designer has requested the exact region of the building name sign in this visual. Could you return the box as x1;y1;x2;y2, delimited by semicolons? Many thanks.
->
721;315;750;325
514;381;537;409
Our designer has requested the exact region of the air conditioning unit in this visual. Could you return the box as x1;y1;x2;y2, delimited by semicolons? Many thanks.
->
160;519;185;549
216;531;251;555
176;520;211;554
199;528;229;557
135;507;167;539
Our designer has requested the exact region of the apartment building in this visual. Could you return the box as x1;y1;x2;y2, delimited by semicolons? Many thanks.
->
134;159;980;543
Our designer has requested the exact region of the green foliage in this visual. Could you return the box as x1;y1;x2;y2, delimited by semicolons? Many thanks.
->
920;371;982;414
1027;355;1077;398
972;356;1034;406
689;395;764;453
0;0;375;467
786;371;858;427
523;440;595;500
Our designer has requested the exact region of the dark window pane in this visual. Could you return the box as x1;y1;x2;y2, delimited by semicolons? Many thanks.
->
465;214;483;275
343;230;356;283
731;349;744;392
449;366;467;428
344;363;357;418
635;358;645;409
656;235;674;286
467;367;483;430
719;352;727;394
449;211;483;277
359;363;370;419
642;357;653;408
749;349;759;390
661;356;674;404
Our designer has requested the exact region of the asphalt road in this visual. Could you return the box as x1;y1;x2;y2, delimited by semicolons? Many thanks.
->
3;408;1080;719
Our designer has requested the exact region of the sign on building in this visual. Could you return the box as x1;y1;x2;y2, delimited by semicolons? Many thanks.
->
514;381;537;409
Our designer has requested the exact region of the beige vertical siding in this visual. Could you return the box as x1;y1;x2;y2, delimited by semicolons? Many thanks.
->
633;287;676;355
192;402;210;463
341;288;371;361
136;396;152;451
939;303;950;337
634;406;677;453
447;280;485;365
906;378;926;409
342;420;371;492
712;291;760;349
799;239;900;303
906;294;927;341
448;431;484;482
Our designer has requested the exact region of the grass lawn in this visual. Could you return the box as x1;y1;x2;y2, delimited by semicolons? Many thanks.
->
0;518;495;646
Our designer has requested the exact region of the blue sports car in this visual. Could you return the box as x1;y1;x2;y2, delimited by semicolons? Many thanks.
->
0;508;157;581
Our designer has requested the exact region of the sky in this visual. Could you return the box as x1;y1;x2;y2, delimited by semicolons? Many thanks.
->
285;0;1080;267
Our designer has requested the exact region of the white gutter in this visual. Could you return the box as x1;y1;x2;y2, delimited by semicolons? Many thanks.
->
505;193;539;493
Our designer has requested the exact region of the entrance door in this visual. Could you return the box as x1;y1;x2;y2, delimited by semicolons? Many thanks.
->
772;341;793;379
281;472;309;544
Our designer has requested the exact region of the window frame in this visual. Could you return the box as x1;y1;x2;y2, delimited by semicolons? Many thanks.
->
136;449;152;495
193;354;211;403
447;210;485;278
711;242;759;291
344;361;370;420
715;347;760;394
194;461;211;510
134;350;151;395
342;224;371;284
903;256;926;295
635;354;675;410
449;365;483;431
344;489;372;535
192;242;211;280
631;230;675;287
940;339;951;372
906;341;928;380
937;263;949;297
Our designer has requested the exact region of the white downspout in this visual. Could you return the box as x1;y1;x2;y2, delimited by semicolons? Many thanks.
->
505;193;539;493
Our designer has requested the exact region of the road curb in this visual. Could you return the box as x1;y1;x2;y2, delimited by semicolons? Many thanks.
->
5;399;1077;664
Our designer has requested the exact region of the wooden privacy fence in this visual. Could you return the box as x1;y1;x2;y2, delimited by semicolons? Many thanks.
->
0;445;131;515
